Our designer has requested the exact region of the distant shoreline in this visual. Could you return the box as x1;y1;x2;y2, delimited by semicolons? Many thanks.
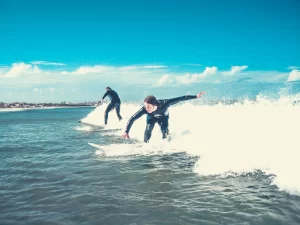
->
0;101;98;110
0;106;96;112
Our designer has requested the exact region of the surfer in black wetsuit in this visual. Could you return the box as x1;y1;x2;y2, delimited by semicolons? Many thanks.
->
100;87;122;125
122;92;205;142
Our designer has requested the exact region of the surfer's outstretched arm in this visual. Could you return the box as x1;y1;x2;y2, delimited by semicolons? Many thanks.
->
102;91;109;100
98;91;109;105
163;92;205;108
122;107;147;139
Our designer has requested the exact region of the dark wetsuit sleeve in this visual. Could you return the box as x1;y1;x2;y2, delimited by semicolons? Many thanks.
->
102;91;109;100
163;95;197;108
125;107;146;133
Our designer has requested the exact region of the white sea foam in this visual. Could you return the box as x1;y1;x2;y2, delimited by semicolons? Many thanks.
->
82;94;300;196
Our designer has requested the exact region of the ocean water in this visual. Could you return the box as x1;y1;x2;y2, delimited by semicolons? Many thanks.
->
1;93;300;224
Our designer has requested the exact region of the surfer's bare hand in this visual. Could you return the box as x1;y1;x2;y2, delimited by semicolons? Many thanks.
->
122;133;130;139
197;92;205;98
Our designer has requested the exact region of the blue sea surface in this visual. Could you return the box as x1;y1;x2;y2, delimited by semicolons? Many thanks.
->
1;106;300;225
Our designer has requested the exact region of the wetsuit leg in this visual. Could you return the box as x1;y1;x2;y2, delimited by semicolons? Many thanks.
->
104;102;115;125
114;103;122;121
158;116;169;139
144;115;156;143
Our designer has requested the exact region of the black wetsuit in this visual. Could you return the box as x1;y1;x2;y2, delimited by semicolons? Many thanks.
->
102;89;122;124
125;95;197;142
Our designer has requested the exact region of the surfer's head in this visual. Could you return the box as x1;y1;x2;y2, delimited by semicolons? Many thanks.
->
144;95;159;113
106;87;111;91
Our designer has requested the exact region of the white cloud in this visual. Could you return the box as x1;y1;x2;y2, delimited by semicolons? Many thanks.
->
2;62;44;82
153;66;291;87
30;61;67;66
32;65;42;74
153;66;218;86
176;66;218;85
33;88;41;93
71;65;112;74
182;63;202;67
33;87;56;94
176;73;198;85
0;66;9;77
153;74;177;86
49;88;55;93
288;66;300;70
200;66;218;77
287;70;300;82
118;65;166;71
1;62;168;89
222;65;248;76
0;61;293;102
119;66;139;71
142;65;167;69
3;62;41;77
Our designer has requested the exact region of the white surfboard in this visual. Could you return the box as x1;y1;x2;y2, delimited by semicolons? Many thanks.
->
88;142;103;148
80;121;105;129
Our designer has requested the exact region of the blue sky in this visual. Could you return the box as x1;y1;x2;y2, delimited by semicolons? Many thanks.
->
1;0;300;102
